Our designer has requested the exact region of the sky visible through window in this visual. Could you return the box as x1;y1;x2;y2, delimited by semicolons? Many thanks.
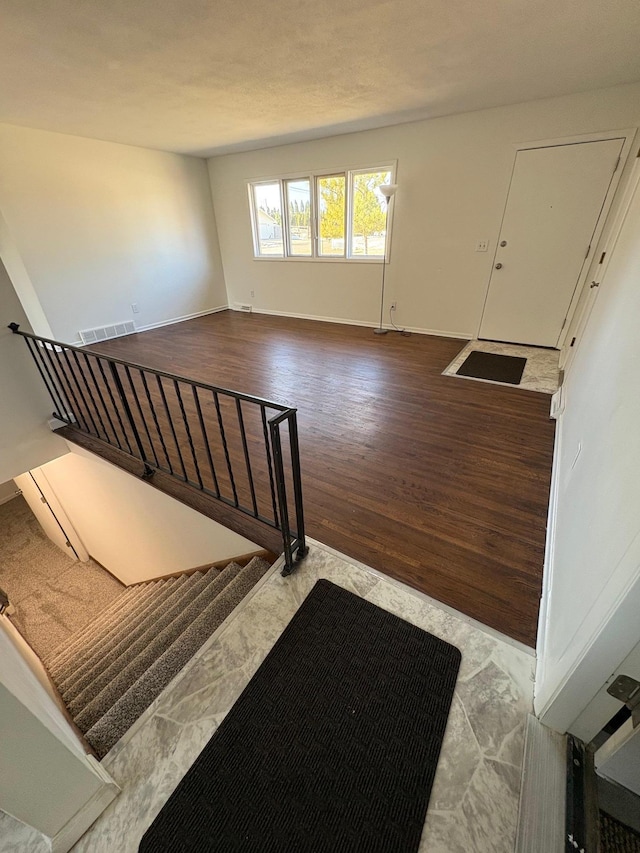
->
250;167;393;259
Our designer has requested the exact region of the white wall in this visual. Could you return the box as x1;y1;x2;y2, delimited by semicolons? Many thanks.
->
208;82;640;338
0;123;228;343
0;480;19;505
0;258;66;483
534;161;640;731
36;443;258;585
0;618;113;839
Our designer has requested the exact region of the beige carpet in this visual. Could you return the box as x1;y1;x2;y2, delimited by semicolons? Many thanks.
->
0;495;124;660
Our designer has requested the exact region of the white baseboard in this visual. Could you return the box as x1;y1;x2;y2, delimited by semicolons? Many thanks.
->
68;305;470;345
134;305;228;334
68;306;228;346
49;766;120;853
238;306;472;340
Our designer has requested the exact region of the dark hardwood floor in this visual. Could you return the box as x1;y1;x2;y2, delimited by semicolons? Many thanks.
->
90;311;555;646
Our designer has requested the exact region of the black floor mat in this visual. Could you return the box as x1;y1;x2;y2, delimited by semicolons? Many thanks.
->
139;579;461;853
457;350;527;384
601;811;640;852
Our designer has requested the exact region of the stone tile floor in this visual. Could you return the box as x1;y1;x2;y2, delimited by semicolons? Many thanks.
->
1;539;534;852
443;338;561;394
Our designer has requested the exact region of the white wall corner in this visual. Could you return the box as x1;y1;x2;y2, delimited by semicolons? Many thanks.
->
49;772;120;853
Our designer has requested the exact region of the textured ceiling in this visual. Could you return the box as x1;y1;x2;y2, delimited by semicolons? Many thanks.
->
1;0;640;156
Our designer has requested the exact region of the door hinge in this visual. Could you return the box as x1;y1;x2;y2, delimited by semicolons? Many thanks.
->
65;540;72;548
584;244;591;259
599;251;606;264
570;337;576;347
40;495;47;504
613;155;621;173
607;674;640;727
561;318;567;330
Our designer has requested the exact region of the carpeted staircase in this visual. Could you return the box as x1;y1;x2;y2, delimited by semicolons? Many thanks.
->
43;556;271;759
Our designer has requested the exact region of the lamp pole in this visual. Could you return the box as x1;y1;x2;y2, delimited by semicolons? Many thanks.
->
374;183;398;336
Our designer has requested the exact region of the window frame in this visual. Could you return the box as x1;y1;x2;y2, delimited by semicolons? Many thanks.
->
284;177;313;258
247;161;396;263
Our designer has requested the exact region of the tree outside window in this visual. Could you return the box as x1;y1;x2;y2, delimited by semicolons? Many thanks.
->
249;164;395;260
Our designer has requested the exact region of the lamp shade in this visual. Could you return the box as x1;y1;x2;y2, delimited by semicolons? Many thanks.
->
379;183;398;201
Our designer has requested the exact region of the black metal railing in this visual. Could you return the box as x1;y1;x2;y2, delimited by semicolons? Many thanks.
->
10;323;307;574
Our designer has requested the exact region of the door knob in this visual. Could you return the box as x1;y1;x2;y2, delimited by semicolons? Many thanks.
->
590;281;599;289
495;263;503;270
500;240;507;247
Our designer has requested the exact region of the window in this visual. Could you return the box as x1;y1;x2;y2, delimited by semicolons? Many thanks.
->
285;179;312;257
249;165;394;260
251;182;284;256
317;174;345;257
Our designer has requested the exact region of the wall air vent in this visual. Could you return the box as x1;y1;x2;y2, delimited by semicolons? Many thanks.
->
233;303;253;313
79;321;136;345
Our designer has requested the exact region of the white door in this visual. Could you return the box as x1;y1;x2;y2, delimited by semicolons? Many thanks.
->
479;138;624;347
13;471;88;561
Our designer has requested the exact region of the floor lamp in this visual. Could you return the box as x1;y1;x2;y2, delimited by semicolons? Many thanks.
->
374;183;398;335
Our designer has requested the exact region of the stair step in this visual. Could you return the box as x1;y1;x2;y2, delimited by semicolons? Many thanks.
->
46;582;156;673
51;580;172;683
59;576;193;699
46;584;143;668
70;567;225;725
85;557;271;758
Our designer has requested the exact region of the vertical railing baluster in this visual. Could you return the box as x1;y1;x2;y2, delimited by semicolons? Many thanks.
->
81;352;119;445
95;356;132;453
40;341;80;426
236;399;258;517
174;379;202;489
192;386;221;497
108;361;150;468
51;346;91;432
156;375;188;481
73;351;108;440
124;366;159;468
66;350;100;436
140;370;172;473
261;406;279;528
212;391;239;507
23;338;68;420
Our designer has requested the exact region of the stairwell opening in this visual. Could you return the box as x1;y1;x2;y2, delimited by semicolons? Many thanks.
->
0;453;276;761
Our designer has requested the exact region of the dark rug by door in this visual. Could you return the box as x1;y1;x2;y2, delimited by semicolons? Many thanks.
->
601;811;640;853
457;350;527;384
139;579;461;853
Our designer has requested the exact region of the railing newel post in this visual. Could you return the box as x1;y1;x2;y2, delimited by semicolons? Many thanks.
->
269;418;294;575
287;411;308;561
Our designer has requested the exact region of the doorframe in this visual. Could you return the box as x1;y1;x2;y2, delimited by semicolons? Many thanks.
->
14;468;90;562
534;153;640;737
475;127;637;345
560;148;640;376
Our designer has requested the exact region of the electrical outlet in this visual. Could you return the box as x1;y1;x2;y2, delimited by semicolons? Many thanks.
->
250;290;255;298
131;303;140;314
390;301;397;311
475;240;489;252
